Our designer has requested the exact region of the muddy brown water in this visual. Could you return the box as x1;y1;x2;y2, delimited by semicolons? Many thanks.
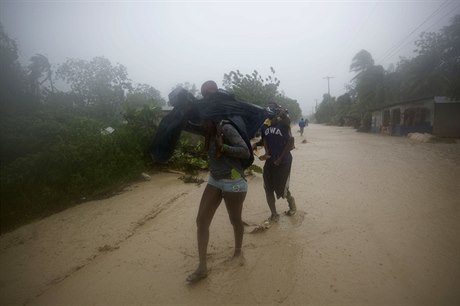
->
1;124;459;305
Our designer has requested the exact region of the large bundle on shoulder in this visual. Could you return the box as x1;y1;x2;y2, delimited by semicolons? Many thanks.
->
150;87;269;169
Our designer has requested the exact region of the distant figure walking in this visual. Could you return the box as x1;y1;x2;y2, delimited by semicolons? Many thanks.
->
299;118;306;136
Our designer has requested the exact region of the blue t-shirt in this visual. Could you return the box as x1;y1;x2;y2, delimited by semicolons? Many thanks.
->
262;122;292;164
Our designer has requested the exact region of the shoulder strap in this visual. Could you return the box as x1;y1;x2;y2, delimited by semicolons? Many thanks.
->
219;119;254;177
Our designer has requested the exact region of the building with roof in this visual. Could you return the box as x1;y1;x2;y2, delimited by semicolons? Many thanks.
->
371;96;460;138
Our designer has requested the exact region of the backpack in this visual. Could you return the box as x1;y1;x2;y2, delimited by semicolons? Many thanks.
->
151;87;267;166
219;118;254;171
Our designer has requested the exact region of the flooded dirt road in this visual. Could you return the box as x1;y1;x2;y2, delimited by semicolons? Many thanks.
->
1;124;459;305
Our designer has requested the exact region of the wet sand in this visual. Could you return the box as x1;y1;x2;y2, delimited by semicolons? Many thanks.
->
1;124;459;305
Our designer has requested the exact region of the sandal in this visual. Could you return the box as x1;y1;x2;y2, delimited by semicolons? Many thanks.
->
186;271;207;283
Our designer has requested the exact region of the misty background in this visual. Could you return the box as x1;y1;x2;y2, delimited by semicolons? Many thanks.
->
1;0;458;115
1;0;459;232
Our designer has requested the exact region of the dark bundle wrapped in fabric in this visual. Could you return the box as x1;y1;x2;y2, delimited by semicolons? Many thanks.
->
150;87;269;166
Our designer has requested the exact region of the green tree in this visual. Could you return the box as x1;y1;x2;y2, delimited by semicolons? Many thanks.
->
56;57;132;123
396;54;446;99
440;14;460;99
396;14;460;99
222;67;301;121
322;15;459;131
126;83;165;109
350;49;375;73
333;93;353;125
315;94;336;124
276;94;302;122
222;68;279;106
348;50;385;130
172;82;199;99
0;23;30;116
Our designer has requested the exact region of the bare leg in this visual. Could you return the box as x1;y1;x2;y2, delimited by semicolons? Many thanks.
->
187;184;222;282
264;188;278;220
223;191;246;257
286;190;296;215
263;164;278;221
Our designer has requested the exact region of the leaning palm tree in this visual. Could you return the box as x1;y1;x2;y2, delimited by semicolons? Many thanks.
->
28;54;54;98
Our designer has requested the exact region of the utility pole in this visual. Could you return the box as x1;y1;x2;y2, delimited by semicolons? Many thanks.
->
323;76;334;97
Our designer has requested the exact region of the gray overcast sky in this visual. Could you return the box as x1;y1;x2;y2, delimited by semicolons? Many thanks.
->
1;0;459;115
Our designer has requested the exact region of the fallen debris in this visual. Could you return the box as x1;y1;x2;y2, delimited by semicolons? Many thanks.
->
407;133;437;143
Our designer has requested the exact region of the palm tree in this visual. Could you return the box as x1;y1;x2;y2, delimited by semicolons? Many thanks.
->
28;54;54;98
350;49;375;74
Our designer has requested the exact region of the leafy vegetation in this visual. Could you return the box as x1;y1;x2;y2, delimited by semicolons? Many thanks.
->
169;134;208;175
5;15;454;232
314;14;460;129
0;23;169;232
0;101;164;231
2;21;299;232
223;67;302;121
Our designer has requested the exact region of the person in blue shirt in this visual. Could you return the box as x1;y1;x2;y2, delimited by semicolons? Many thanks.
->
299;118;306;136
258;104;297;222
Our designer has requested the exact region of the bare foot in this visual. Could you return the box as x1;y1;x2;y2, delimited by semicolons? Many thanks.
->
225;251;245;267
267;213;279;222
234;253;245;266
285;209;296;216
186;269;207;283
233;247;242;257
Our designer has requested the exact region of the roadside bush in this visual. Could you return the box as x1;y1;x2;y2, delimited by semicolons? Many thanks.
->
0;105;161;233
168;133;208;174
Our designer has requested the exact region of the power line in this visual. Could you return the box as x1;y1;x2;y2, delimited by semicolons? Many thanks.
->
379;1;460;65
419;1;460;34
376;0;452;64
336;1;458;97
377;0;450;63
